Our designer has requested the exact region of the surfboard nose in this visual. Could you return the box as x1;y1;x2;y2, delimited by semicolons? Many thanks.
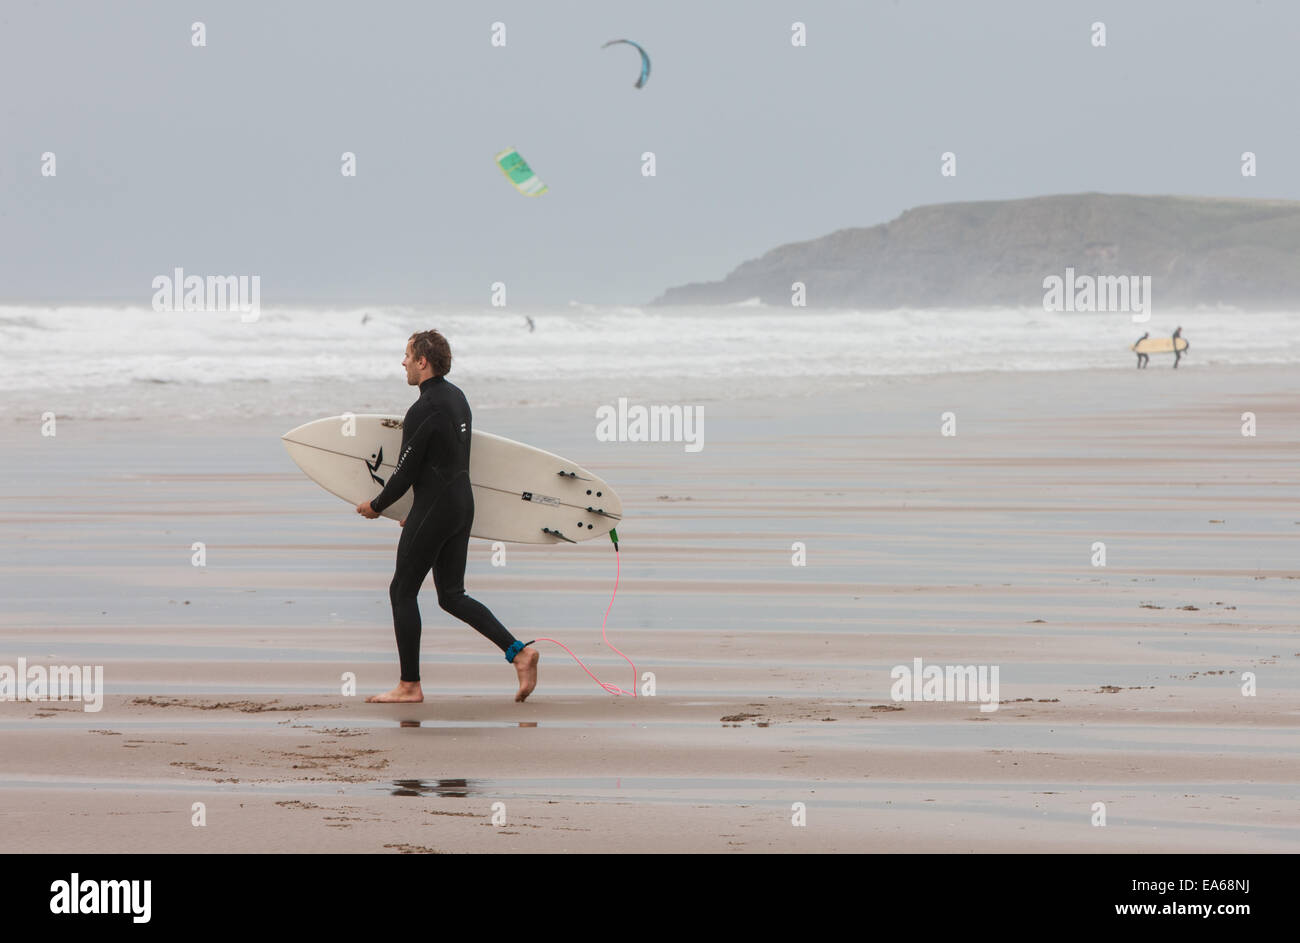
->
280;419;315;442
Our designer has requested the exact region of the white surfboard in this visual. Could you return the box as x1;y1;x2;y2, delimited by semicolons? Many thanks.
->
282;415;622;544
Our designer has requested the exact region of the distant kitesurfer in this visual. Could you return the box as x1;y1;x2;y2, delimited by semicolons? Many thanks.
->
1172;326;1187;369
354;330;539;703
1134;332;1150;369
525;316;535;333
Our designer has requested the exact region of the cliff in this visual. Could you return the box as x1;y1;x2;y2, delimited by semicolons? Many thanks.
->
652;193;1300;309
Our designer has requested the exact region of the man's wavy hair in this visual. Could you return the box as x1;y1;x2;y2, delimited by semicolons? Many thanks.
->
408;330;451;377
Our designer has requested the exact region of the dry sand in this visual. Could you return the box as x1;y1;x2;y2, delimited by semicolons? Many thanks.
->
1;365;1297;852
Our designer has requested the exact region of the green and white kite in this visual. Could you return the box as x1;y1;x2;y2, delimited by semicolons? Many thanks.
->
495;147;548;196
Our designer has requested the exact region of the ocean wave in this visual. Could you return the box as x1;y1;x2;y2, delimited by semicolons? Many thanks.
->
1;303;1297;418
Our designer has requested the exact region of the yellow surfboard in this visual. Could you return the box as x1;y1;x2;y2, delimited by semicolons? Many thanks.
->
1131;337;1188;354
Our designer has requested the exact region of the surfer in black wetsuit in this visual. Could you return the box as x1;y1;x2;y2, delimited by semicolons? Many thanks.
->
1172;326;1187;369
354;330;539;703
1134;332;1150;369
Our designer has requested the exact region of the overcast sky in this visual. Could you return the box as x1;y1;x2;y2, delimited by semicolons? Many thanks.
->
1;0;1295;306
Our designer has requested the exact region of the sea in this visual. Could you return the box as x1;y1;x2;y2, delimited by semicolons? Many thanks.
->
1;303;1296;421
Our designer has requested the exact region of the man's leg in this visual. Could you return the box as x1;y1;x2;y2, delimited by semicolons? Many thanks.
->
433;518;539;701
433;518;515;652
366;541;434;703
391;551;434;682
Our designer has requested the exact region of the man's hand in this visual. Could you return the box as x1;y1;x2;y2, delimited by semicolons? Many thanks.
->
355;500;380;519
400;518;406;527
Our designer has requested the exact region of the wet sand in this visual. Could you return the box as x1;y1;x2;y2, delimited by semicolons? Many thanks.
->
1;365;1297;852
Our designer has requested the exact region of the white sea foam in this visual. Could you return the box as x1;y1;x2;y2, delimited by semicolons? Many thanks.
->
0;304;1295;420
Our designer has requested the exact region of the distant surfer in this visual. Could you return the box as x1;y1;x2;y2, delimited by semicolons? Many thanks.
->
525;316;535;333
354;330;539;703
1134;332;1150;369
1172;326;1187;369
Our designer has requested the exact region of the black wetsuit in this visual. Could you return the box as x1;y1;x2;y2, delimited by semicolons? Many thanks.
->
1134;333;1149;368
370;376;519;682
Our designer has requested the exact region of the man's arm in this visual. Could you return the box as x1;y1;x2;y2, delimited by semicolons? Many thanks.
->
369;407;438;514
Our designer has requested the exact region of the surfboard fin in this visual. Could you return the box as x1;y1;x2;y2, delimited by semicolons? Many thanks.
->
542;527;577;543
557;470;593;481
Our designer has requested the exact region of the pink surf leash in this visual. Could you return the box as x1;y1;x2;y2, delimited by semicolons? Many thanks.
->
532;529;636;696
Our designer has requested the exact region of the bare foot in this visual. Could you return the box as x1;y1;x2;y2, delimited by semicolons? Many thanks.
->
366;681;423;703
513;647;539;702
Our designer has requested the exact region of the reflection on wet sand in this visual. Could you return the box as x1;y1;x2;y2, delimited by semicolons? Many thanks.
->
390;778;478;798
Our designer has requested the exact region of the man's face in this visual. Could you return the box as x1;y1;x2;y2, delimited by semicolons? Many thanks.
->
402;343;425;385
